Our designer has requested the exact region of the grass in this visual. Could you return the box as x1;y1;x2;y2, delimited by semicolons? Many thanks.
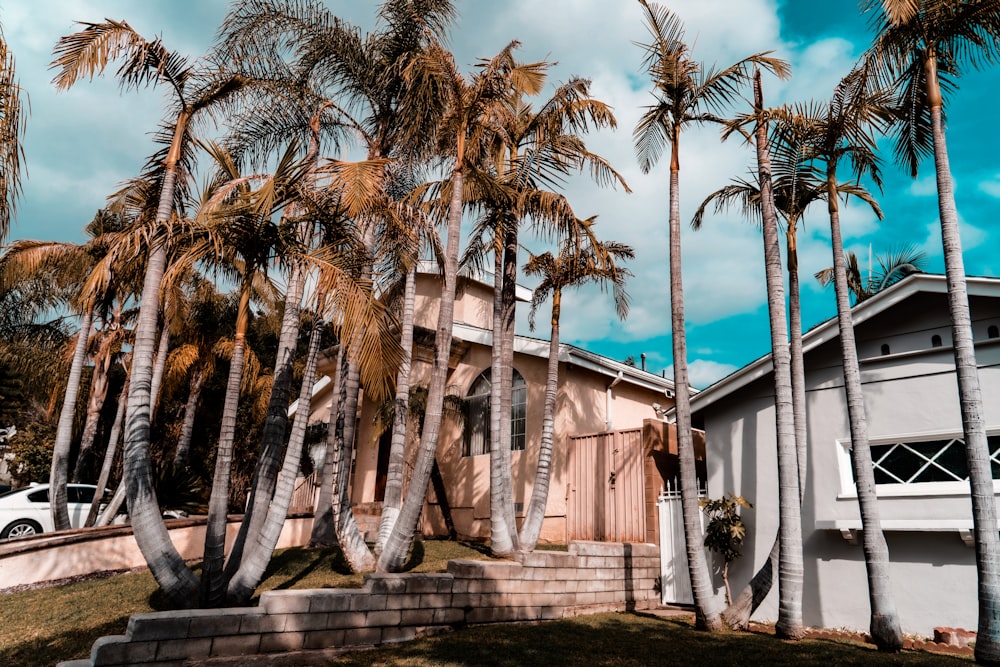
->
324;613;971;667
0;540;972;667
0;539;491;667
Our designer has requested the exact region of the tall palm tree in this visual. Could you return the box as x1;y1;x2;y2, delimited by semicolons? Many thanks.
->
633;0;787;630
462;71;629;557
377;39;529;572
519;219;633;550
52;18;252;608
865;3;1000;656
788;67;902;650
747;68;804;640
815;245;927;304
0;21;26;245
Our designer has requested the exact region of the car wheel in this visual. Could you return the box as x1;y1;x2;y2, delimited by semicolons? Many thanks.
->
1;519;43;539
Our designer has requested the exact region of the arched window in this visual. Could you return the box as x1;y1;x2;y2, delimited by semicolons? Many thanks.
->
931;334;942;348
463;368;527;456
880;344;891;356
989;325;999;339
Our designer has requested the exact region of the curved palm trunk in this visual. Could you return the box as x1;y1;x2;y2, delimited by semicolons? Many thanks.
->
519;288;561;550
201;285;251;607
123;113;199;608
73;350;112;483
149;303;171;423
378;166;464;573
927;90;1000;661
86;376;128;527
173;368;205;468
95;482;126;527
309;345;344;548
376;265;417;555
489;228;519;557
668;130;722;630
226;264;305;578
753;71;803;640
228;311;325;603
50;307;93;531
333;352;376;572
826;172;902;651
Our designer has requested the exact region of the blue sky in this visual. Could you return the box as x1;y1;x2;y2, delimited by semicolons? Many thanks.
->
3;1;999;388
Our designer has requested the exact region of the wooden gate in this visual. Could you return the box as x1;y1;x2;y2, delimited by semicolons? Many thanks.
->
566;429;645;543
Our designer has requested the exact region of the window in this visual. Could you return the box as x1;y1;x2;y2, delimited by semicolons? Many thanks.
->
463;368;527;456
931;334;942;348
989;325;999;339
860;435;1000;487
880;344;891;355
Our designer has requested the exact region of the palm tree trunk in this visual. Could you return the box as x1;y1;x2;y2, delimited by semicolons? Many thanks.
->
73;351;111;483
489;229;518;557
149;302;171;424
827;171;902;651
226;263;305;578
786;227;808;495
333;351;376;572
95;482;126;527
86;376;128;527
928;99;1000;663
50;307;93;531
309;345;344;548
519;288;561;550
669;129;722;630
228;309;325;604
378;166;464;573
201;285;251;607
173;368;204;468
376;265;416;555
753;70;803;640
122;112;199;608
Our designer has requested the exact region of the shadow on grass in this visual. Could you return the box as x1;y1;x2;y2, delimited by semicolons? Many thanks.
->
325;613;971;667
0;616;133;667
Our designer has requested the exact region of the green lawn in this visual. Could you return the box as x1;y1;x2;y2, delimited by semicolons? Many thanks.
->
0;540;971;667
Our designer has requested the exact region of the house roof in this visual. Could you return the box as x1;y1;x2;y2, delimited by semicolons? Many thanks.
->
451;321;677;396
686;273;1000;415
417;259;533;302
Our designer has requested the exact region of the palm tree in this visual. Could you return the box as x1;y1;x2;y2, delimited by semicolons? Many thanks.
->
462;70;629;557
377;39;529;572
633;0;787;630
0;20;26;245
865;3;1000;655
788;67;903;650
52;18;252;608
519;219;633;550
815;245;927;304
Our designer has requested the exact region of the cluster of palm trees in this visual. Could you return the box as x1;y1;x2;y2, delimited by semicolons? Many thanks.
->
0;0;633;611
636;0;1000;662
1;0;999;662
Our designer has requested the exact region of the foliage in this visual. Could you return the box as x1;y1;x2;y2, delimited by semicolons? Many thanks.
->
6;421;55;485
700;493;752;565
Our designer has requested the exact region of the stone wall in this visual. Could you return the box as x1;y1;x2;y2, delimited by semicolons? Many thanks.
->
57;541;660;667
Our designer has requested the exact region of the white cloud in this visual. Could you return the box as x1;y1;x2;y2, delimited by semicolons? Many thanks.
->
665;359;739;389
908;176;938;197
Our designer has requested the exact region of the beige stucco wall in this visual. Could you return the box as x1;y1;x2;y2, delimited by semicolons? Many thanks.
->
701;293;1000;635
306;273;674;546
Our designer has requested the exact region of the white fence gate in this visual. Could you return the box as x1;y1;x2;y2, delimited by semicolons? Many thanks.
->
656;480;708;605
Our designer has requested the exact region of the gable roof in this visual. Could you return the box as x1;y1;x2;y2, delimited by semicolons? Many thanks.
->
688;274;1000;415
452;321;677;396
417;259;533;302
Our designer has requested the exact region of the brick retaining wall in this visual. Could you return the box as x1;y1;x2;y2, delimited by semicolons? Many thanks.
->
57;541;660;667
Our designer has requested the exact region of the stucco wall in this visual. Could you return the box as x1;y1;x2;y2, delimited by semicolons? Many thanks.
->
702;302;1000;635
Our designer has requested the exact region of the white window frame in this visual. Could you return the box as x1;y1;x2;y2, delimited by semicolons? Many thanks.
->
836;426;1000;499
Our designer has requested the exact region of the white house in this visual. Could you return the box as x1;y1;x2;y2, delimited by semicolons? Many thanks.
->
689;273;1000;635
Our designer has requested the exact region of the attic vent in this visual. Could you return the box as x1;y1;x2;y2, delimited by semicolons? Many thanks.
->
880;344;891;356
931;334;942;348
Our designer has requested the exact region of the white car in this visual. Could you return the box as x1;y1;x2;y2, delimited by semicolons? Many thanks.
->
0;483;100;538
